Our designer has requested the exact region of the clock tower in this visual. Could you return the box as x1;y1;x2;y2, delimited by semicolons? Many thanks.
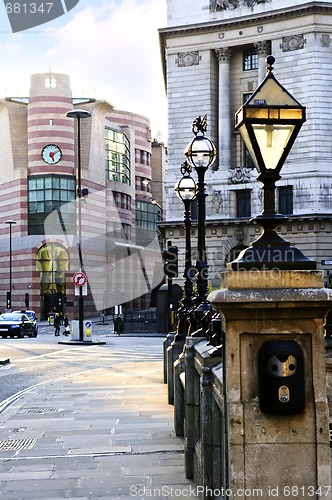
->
27;73;75;177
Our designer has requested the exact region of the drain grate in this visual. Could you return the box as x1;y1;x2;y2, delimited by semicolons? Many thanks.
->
17;407;61;414
0;438;37;451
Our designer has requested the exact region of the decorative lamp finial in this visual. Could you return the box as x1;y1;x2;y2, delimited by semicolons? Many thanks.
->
266;55;275;74
192;114;208;136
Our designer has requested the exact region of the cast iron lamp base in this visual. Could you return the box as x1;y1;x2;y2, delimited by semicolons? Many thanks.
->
231;213;316;271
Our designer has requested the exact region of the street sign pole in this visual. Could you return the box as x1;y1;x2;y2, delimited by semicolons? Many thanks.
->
72;272;87;342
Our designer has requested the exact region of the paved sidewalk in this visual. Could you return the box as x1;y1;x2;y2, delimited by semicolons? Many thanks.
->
0;361;196;499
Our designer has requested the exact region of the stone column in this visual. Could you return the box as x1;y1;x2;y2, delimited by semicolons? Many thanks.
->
215;48;232;169
209;270;332;500
255;40;271;83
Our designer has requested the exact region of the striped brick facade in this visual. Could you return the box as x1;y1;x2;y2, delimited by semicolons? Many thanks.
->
0;73;165;319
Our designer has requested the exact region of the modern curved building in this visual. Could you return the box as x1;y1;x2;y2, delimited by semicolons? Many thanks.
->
0;73;165;319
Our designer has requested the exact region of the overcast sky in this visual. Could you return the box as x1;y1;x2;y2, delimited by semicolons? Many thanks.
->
0;0;168;141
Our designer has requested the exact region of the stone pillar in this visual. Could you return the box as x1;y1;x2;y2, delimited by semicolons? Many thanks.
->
163;331;174;384
215;48;232;169
209;270;332;500
167;336;183;405
255;40;271;84
174;352;186;437
184;336;202;479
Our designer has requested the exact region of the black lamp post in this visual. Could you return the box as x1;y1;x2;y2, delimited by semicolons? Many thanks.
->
65;109;92;341
5;220;16;311
174;162;197;340
184;115;217;319
232;55;315;270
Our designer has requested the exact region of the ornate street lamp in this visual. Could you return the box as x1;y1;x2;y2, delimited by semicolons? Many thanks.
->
174;161;197;341
184;115;217;317
5;220;16;311
232;55;315;270
65;109;92;341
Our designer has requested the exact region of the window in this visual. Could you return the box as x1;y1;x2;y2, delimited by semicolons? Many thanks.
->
136;200;162;246
28;175;76;235
113;191;131;210
135;149;151;166
45;77;56;88
243;48;258;71
240;94;255;169
279;185;293;215
146;127;152;142
236;189;251;217
136;177;151;192
191;198;198;221
105;128;131;185
243;93;252;104
244;147;255;169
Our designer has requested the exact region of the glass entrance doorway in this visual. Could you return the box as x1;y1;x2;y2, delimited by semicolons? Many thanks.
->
36;243;69;320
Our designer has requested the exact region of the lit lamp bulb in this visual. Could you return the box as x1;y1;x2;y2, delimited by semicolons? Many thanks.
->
265;124;274;148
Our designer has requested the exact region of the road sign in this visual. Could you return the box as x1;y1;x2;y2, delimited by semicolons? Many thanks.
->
85;321;92;329
321;260;332;265
73;272;87;287
75;282;87;296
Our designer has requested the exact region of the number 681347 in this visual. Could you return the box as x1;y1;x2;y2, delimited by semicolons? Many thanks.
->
5;3;54;14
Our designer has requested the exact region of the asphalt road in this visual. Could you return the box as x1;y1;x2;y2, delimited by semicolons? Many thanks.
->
0;322;165;406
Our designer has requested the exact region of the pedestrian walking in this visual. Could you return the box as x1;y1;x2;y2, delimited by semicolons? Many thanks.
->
54;313;60;336
62;313;70;336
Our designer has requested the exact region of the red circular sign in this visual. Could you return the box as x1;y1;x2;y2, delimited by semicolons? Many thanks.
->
73;272;87;287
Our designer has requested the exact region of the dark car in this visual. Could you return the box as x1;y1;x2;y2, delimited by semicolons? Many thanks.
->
0;313;37;338
13;310;38;336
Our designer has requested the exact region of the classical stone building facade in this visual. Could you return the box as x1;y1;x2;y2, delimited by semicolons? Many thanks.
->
0;73;165;319
159;0;332;288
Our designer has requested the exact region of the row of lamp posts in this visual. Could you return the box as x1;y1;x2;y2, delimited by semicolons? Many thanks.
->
170;55;315;352
173;115;218;347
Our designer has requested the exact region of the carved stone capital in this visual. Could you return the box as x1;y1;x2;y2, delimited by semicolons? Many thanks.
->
215;47;232;63
254;40;271;57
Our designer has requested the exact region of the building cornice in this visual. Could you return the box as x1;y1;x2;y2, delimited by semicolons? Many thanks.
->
159;213;332;229
159;3;332;38
159;2;332;82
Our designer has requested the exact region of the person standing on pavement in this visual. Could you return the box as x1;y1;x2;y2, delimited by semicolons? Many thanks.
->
54;313;60;336
63;313;70;336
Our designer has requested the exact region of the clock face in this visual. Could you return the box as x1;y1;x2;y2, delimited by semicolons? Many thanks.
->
41;144;62;165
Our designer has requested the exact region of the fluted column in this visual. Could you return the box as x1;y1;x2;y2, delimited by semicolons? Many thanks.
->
215;47;232;169
254;41;271;83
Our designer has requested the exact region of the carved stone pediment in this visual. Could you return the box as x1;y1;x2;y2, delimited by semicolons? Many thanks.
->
175;52;201;67
228;166;253;184
210;0;271;12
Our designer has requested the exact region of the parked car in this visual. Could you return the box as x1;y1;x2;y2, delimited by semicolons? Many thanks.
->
13;310;38;336
0;313;37;338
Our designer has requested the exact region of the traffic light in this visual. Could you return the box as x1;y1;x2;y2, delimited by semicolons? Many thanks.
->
6;291;11;310
163;246;178;278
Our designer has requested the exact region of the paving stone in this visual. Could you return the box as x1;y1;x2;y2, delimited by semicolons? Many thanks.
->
0;361;194;499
